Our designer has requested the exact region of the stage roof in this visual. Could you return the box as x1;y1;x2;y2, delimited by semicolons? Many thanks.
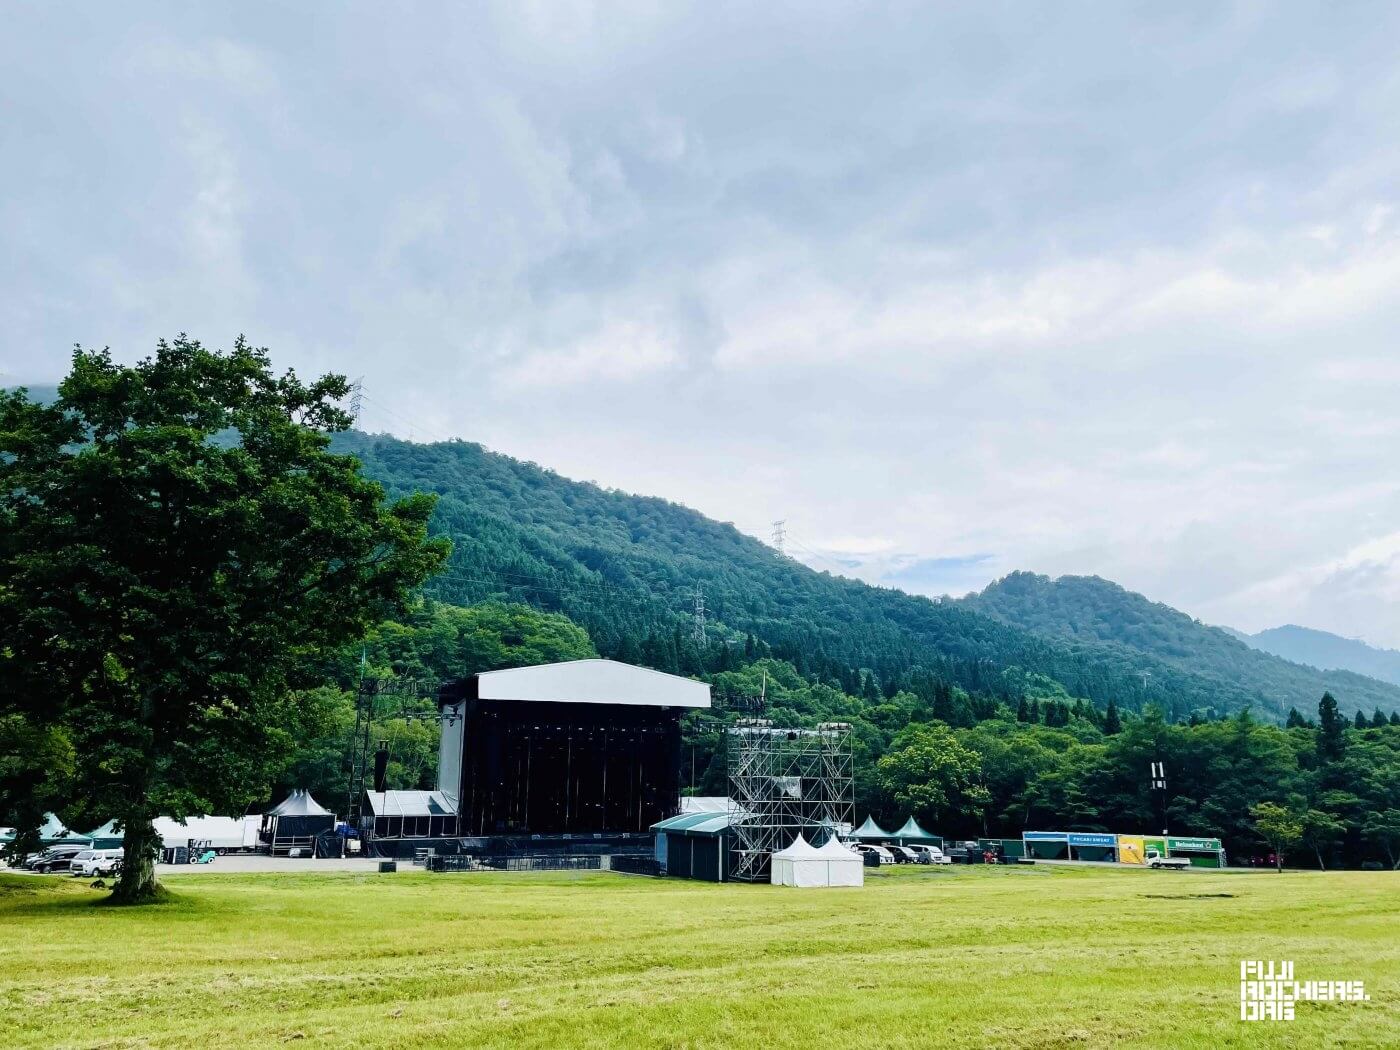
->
366;790;457;818
473;659;711;709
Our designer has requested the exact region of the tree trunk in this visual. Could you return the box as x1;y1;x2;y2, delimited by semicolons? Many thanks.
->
110;812;161;904
1275;851;1283;873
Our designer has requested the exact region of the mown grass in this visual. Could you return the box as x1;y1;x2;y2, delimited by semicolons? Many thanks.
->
0;864;1395;1048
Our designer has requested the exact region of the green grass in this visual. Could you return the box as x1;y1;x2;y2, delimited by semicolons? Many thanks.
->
1;865;1395;1048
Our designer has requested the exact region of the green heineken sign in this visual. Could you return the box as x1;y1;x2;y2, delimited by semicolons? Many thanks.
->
1167;836;1221;851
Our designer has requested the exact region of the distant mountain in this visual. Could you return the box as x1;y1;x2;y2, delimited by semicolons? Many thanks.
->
1235;625;1400;689
964;572;1399;720
329;433;1400;724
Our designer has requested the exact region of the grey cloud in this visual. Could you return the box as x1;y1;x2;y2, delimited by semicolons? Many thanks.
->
4;3;1400;642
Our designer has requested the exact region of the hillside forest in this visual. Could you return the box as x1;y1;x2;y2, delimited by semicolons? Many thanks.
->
290;600;1400;871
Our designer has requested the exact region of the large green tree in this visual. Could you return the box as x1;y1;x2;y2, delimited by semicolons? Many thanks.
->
0;337;448;901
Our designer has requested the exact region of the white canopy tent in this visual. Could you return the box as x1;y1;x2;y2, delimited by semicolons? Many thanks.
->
815;834;864;887
771;833;864;888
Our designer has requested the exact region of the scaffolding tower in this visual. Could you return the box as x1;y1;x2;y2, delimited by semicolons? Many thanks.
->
726;719;854;881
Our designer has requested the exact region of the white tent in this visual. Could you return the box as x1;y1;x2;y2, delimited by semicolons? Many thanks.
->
770;833;823;886
771;832;866;887
815;834;864;887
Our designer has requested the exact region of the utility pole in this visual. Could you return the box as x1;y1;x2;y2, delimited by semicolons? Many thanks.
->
771;520;787;555
1149;760;1169;835
1139;670;1151;691
693;588;707;647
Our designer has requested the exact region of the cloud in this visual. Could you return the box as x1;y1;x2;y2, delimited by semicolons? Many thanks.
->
4;3;1400;642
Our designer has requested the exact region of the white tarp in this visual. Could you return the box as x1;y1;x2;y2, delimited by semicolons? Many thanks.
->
771;833;864;887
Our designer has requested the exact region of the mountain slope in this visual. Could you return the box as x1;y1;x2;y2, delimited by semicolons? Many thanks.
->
1240;625;1400;688
966;572;1398;719
335;432;1400;722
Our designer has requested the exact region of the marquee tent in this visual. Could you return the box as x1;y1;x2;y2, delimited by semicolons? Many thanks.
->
892;816;941;844
815;834;864;886
852;816;892;840
771;833;864;887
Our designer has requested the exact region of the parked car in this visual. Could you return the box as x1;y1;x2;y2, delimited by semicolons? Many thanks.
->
26;851;91;873
848;842;895;865
28;845;90;873
70;849;123;877
905;844;952;865
886;845;919;864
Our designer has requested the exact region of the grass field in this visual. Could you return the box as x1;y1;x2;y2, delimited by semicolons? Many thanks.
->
1;864;1395;1048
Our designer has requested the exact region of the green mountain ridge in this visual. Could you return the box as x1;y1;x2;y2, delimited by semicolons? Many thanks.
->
1238;624;1400;688
334;431;1400;723
965;571;1399;719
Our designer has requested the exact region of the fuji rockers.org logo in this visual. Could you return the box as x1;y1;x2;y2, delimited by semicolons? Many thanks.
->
1240;960;1370;1021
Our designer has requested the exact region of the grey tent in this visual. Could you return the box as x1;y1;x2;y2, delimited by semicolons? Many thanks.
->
852;815;893;840
262;790;335;854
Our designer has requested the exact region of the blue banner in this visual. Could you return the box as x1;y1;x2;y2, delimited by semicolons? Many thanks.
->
1023;831;1068;841
1068;833;1117;847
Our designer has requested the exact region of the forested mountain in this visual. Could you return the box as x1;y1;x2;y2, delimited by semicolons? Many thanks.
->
333;431;1399;724
1236;625;1400;688
965;572;1400;720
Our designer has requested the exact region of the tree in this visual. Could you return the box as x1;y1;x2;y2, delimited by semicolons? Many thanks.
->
1285;707;1306;729
0;338;449;902
1249;802;1303;873
1316;693;1346;764
1103;699;1122;735
1362;812;1400;870
1299;808;1346;870
1371;708;1388;729
876;722;984;822
1353;710;1369;731
1391;712;1400;727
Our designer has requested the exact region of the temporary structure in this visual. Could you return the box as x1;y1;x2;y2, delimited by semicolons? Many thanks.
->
771;833;864;888
262;790;335;854
852;815;892;840
770;833;823;886
815;834;864;886
892;816;940;844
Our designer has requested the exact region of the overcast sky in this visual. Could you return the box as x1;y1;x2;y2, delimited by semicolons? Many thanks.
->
5;3;1400;644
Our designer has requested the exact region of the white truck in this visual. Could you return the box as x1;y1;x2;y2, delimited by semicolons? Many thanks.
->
1144;848;1191;870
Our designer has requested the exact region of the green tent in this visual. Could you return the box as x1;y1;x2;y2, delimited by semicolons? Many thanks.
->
38;813;91;846
852;816;892;840
892;817;940;843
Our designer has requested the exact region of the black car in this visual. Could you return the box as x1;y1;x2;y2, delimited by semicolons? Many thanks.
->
28;845;90;873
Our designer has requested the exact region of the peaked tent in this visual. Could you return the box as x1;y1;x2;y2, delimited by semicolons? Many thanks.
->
262;790;335;854
38;813;91;845
815;834;864;887
267;789;331;816
771;833;825;886
893;817;940;844
852;815;893;841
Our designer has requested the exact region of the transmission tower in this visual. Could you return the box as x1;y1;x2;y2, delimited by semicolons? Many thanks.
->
692;588;707;646
771;520;787;554
348;377;364;425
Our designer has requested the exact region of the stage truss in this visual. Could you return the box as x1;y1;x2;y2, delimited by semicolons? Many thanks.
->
726;719;854;881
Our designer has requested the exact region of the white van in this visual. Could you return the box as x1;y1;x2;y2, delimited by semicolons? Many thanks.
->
70;849;123;877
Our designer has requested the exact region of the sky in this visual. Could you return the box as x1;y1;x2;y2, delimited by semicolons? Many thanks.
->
4;3;1400;645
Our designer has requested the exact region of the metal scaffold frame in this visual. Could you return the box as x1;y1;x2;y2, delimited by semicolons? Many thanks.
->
726;719;854;882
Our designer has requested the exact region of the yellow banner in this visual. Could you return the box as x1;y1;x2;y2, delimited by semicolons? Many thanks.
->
1117;835;1146;865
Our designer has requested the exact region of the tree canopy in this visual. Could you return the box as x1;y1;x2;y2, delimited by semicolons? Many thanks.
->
0;338;448;900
